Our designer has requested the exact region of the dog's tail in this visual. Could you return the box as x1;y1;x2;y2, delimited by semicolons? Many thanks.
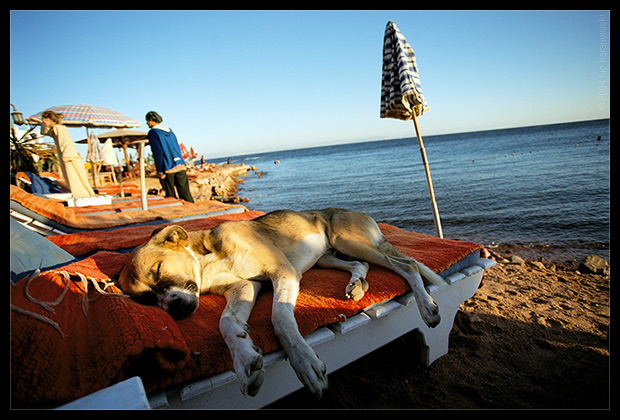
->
415;261;447;287
378;237;447;287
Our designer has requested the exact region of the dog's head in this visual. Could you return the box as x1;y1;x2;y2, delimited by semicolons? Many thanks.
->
118;225;201;320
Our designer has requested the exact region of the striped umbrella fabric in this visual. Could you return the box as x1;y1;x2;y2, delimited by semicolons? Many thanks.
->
379;21;443;238
380;21;429;121
27;104;140;129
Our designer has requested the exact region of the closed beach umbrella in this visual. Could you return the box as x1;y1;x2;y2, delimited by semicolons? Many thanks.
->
180;143;190;161
87;131;103;188
87;132;103;163
101;138;120;167
380;21;443;238
78;129;149;203
88;129;148;172
79;129;152;207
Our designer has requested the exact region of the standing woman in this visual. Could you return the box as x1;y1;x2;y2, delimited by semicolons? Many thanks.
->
41;110;95;198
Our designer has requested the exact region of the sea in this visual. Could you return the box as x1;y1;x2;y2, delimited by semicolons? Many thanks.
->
224;119;610;263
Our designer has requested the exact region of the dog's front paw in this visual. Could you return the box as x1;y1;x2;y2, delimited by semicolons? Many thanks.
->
345;278;369;301
288;345;328;398
234;344;265;397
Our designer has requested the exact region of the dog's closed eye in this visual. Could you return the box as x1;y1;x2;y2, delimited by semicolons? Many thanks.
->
149;262;162;281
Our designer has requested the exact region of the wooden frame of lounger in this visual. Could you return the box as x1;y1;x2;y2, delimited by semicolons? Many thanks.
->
142;257;495;409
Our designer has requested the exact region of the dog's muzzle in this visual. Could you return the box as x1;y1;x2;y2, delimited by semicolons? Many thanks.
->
133;281;200;320
160;290;199;320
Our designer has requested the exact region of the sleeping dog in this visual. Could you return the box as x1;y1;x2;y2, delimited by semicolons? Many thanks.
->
118;208;446;398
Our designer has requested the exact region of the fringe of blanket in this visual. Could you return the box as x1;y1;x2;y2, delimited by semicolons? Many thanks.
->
10;269;128;337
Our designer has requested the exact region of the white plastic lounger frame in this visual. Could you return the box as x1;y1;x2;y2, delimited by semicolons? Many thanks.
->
145;257;495;409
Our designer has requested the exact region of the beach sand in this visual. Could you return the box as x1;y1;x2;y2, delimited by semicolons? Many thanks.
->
266;253;610;409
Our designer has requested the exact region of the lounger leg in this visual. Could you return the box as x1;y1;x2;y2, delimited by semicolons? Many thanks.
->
215;279;265;397
271;275;328;398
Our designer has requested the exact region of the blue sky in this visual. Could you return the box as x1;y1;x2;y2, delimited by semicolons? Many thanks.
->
10;10;610;159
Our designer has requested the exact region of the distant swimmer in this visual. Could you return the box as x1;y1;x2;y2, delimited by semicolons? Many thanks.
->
274;160;280;164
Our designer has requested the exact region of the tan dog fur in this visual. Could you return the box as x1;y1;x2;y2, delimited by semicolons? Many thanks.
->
118;208;445;398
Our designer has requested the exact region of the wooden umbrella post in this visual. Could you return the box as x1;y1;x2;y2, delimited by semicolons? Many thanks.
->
411;112;443;238
115;149;125;198
138;140;148;211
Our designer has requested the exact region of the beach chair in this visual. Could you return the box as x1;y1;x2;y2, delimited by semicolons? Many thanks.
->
10;184;248;236
10;211;494;409
149;254;494;409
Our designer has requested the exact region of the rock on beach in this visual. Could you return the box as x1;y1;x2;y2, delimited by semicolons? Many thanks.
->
578;255;610;275
188;163;252;203
145;163;253;203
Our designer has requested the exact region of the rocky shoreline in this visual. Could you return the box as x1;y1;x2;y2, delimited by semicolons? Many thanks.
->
187;163;254;203
144;163;255;204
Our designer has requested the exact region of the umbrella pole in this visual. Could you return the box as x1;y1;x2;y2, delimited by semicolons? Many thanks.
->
411;112;443;238
138;141;148;210
115;149;125;198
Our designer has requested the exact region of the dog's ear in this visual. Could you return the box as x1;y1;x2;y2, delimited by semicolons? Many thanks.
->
150;226;165;237
150;225;189;248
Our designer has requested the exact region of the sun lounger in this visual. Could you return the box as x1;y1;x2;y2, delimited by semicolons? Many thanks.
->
10;212;494;409
10;184;248;235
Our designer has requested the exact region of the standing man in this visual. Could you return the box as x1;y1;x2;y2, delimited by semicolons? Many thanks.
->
145;111;194;202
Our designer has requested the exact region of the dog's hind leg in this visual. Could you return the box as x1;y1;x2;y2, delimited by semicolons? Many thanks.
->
330;236;442;328
271;268;328;398
212;277;265;397
315;253;369;301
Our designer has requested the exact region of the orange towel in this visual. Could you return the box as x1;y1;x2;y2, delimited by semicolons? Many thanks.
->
94;184;142;197
10;185;247;231
48;210;266;256
10;252;188;405
12;223;482;406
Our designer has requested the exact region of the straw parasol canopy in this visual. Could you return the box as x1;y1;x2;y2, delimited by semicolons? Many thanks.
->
78;129;148;170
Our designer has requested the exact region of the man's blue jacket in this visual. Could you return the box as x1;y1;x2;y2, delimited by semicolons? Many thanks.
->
147;126;185;173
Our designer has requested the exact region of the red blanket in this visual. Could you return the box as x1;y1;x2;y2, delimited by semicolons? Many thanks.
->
11;220;482;406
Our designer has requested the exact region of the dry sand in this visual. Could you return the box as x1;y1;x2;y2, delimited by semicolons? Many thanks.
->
266;254;610;409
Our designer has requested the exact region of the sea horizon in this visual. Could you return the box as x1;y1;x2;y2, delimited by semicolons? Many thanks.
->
233;118;609;264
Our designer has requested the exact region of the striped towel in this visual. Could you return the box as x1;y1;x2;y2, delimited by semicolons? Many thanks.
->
380;21;429;121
